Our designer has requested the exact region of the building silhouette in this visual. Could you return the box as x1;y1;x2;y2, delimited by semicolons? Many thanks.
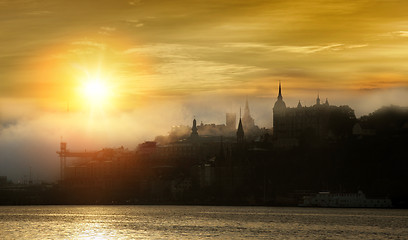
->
273;81;356;148
237;116;245;144
191;118;199;139
51;83;408;206
242;98;255;132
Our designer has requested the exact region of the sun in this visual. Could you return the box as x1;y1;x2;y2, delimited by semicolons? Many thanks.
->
84;80;107;100
82;78;110;104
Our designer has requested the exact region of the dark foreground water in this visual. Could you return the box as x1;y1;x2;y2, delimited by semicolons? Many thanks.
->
0;206;407;239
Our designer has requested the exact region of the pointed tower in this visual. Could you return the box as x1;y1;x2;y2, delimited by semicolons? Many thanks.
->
278;81;283;100
242;97;255;131
273;81;286;139
191;118;198;138
297;100;302;108
244;98;251;115
273;81;286;110
316;93;321;105
237;109;245;143
324;98;329;106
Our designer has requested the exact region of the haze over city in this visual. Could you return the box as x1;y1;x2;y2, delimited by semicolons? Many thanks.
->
1;0;408;181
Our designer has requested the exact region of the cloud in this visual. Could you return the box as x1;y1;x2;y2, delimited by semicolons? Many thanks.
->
223;43;368;54
98;26;116;35
391;31;408;37
72;40;106;50
24;11;52;16
346;44;368;49
123;19;144;28
128;0;141;6
272;44;345;54
122;43;267;94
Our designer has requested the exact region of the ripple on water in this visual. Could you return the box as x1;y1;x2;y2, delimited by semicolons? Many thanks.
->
0;206;407;239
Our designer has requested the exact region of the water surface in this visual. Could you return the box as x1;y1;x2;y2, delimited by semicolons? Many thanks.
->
0;206;407;239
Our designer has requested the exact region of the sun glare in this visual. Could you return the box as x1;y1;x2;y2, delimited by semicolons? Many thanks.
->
82;79;109;104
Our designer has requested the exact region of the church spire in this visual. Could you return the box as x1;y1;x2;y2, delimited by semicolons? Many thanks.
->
242;97;255;131
273;81;286;111
245;97;250;114
316;92;321;105
278;81;283;101
237;117;244;143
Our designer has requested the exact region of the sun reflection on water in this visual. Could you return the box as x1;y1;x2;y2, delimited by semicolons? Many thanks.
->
0;206;407;239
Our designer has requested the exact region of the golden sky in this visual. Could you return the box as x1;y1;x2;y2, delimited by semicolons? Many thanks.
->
1;0;408;112
1;0;408;181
